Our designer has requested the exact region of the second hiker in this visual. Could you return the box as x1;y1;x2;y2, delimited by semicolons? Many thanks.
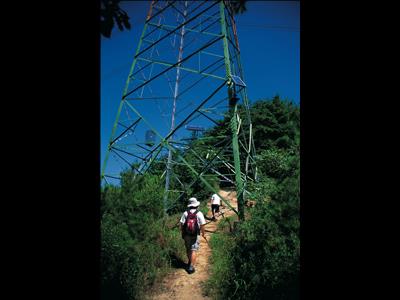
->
210;192;221;221
179;197;206;274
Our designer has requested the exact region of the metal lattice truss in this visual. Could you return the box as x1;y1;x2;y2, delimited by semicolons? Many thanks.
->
102;0;257;218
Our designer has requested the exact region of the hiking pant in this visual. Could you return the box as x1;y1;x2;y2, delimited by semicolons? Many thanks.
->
211;204;220;216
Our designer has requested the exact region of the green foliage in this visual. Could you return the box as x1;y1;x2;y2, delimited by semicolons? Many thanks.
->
217;215;237;233
207;175;300;300
256;147;299;181
205;96;300;299
101;0;131;38
204;233;236;299
229;0;248;15
247;176;278;203
250;96;299;151
101;172;186;300
199;201;210;217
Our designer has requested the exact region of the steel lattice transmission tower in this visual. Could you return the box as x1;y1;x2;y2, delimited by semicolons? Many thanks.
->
101;0;257;220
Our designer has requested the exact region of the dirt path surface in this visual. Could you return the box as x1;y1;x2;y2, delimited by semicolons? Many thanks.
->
149;190;237;300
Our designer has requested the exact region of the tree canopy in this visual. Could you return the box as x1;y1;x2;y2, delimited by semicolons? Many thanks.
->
101;0;131;38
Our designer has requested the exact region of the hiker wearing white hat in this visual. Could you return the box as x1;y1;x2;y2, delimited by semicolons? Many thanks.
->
179;197;206;274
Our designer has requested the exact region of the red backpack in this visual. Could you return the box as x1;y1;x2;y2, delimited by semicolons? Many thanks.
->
183;209;199;236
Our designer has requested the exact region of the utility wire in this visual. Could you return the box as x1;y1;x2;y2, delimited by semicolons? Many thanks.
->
238;23;299;31
102;23;298;79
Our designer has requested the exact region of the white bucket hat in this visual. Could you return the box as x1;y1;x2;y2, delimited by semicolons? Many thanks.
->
187;197;200;207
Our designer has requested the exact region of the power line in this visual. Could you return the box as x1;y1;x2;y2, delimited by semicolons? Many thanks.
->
102;26;298;79
238;23;299;31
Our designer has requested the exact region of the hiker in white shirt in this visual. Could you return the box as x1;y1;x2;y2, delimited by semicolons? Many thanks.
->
210;193;221;221
179;197;206;274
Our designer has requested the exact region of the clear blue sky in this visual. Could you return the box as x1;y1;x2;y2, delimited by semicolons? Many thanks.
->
101;0;300;172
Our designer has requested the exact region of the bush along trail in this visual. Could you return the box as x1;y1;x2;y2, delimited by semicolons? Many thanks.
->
148;190;238;300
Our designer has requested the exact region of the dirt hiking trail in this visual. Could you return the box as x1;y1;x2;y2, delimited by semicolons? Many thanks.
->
149;190;237;300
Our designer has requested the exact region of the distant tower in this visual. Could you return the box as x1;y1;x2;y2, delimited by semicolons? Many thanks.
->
101;0;257;220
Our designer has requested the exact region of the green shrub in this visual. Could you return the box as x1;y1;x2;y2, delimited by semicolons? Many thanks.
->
163;213;187;261
217;215;237;233
204;232;236;299
206;174;300;300
257;148;294;180
101;173;186;300
247;175;278;202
